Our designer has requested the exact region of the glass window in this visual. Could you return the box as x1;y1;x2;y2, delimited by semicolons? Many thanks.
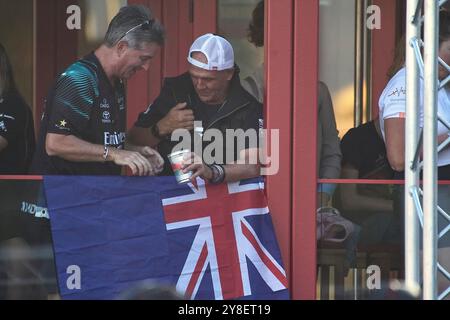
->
78;0;127;57
317;181;404;300
319;0;356;139
218;0;263;81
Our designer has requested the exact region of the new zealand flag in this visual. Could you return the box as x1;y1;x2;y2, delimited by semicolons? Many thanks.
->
44;176;289;300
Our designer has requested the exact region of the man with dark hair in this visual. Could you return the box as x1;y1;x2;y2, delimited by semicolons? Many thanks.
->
128;33;263;183
31;5;165;176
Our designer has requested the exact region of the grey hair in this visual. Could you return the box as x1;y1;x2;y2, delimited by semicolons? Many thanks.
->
103;5;165;49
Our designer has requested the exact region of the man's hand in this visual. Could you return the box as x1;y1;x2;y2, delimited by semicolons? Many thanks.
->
109;148;157;176
157;102;194;136
181;152;213;181
138;146;164;174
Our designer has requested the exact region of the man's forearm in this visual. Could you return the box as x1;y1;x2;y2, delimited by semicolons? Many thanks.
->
222;148;261;182
46;133;111;162
223;164;260;182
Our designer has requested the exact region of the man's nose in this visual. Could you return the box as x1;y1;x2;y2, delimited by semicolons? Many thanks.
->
196;79;206;89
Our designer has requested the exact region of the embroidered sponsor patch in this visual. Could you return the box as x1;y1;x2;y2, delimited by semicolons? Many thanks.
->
102;111;112;123
21;201;49;219
258;118;264;129
55;119;70;131
118;96;125;110
100;98;110;109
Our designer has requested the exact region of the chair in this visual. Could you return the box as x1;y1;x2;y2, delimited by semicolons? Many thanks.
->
317;242;403;299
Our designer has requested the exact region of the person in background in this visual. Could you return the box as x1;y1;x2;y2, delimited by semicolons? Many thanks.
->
379;10;450;295
31;5;164;176
0;45;53;298
337;118;400;246
0;43;35;174
242;0;341;206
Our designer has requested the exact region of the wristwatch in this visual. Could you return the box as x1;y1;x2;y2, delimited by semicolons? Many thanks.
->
151;123;165;139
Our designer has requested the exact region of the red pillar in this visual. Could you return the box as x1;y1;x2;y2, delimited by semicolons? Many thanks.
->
265;0;294;297
175;0;194;74
193;0;217;38
292;0;319;300
35;0;78;133
127;0;163;129
266;0;319;300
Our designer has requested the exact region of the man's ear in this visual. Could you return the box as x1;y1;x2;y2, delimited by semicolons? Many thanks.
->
226;68;235;81
116;41;129;57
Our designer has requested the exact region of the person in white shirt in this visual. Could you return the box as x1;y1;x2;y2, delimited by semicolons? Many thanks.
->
379;10;450;296
379;11;450;178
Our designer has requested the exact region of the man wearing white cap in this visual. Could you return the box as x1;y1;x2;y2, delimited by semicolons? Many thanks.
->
129;33;263;183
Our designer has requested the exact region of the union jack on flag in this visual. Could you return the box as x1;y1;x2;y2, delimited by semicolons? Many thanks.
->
161;177;289;300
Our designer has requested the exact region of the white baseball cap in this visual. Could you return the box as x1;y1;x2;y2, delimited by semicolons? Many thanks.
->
187;33;234;71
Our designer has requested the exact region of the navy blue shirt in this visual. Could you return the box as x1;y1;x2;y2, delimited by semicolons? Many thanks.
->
31;53;126;175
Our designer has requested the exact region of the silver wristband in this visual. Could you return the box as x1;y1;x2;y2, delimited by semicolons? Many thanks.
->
209;164;225;184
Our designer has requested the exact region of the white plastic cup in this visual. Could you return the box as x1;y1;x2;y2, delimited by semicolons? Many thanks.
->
168;150;192;184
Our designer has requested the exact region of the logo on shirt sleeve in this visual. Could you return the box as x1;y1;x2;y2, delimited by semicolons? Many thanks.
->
55;119;70;131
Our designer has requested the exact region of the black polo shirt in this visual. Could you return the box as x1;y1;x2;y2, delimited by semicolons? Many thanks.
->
31;53;126;175
0;89;35;174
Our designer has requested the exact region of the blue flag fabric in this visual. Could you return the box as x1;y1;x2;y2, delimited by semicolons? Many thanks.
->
44;176;289;300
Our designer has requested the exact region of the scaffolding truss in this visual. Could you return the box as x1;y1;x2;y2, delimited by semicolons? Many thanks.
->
405;0;450;300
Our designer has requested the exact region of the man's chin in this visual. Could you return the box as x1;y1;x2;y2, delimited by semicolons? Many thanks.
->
199;95;222;105
198;96;211;104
